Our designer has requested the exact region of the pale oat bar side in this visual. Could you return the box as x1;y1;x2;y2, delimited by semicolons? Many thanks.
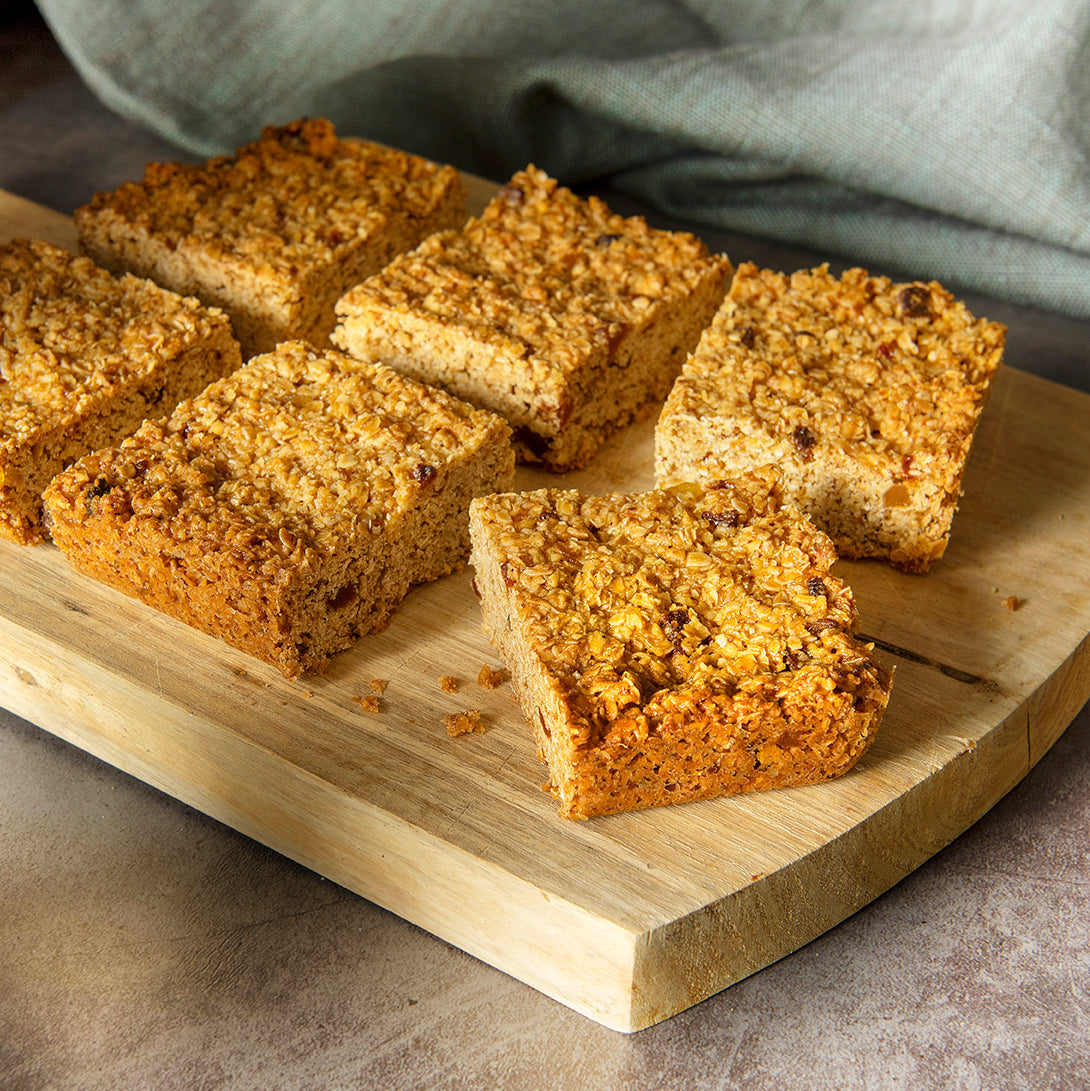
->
44;341;514;677
0;237;241;545
469;471;892;820
334;165;731;471
656;263;1005;572
76;118;469;357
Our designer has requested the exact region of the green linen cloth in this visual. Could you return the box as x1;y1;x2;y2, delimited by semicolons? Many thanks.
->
37;0;1090;318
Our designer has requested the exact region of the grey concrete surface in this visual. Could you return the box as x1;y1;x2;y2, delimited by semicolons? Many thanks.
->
1;8;1088;1089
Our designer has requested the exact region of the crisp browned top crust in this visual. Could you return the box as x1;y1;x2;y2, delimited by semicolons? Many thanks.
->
471;471;888;750
76;118;465;274
46;341;509;562
0;237;229;455
337;165;730;381
668;263;1005;480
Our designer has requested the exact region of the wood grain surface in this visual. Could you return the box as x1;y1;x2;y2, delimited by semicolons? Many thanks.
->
2;186;1089;1032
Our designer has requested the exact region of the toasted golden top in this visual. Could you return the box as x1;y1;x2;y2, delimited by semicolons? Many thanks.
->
47;341;511;563
667;262;1005;476
337;165;731;375
76;118;466;271
1;238;230;451
472;471;889;745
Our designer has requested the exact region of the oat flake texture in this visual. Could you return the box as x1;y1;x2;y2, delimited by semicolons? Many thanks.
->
469;471;893;820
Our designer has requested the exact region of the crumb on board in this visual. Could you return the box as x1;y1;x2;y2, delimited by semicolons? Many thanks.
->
476;664;508;690
444;708;483;736
439;675;460;694
354;694;381;714
369;678;388;695
1002;595;1021;611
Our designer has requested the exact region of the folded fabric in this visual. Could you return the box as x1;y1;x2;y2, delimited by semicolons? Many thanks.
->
38;0;1090;318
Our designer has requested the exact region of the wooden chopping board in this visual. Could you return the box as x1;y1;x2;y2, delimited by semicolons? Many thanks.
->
2;185;1089;1033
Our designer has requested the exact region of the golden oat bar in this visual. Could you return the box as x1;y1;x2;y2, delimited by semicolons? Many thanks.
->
44;341;514;678
76;118;469;358
655;263;1006;573
469;470;892;820
333;166;732;472
0;237;241;545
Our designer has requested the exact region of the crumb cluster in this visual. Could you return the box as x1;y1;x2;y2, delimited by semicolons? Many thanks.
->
444;709;484;737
